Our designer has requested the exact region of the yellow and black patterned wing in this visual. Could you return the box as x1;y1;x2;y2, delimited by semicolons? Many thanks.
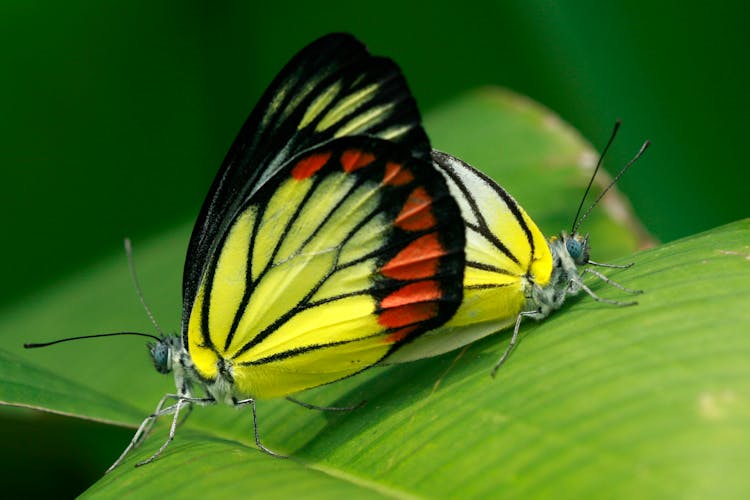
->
182;34;430;327
387;150;552;363
186;137;464;399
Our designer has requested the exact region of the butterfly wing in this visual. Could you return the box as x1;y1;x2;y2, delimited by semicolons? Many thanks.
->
385;150;553;363
186;137;464;399
182;33;430;330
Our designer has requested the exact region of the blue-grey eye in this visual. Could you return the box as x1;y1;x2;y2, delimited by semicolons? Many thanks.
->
148;339;171;374
566;237;583;260
566;235;590;265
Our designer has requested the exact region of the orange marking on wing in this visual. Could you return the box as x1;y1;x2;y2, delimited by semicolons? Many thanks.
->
381;233;445;280
378;302;439;328
291;152;332;179
341;149;375;172
383;325;417;344
383;161;414;186
395;186;436;231
381;280;441;308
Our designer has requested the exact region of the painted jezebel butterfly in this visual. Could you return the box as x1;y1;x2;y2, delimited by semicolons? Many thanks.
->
27;33;466;471
135;34;467;469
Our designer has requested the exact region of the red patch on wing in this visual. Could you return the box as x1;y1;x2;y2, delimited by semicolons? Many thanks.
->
291;152;332;179
383;161;414;186
378;302;439;328
381;233;445;280
340;149;375;172
395;187;436;231
381;280;441;308
383;325;417;344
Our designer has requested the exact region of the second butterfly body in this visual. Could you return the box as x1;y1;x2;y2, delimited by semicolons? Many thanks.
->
386;149;641;369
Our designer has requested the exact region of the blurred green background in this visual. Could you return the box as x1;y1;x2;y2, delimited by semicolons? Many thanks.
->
1;0;747;495
2;1;748;307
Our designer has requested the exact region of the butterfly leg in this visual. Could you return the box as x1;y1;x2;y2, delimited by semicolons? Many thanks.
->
286;396;366;412
578;280;638;307
133;398;187;468
491;310;538;377
583;267;643;294
177;399;194;427
134;396;216;468
234;398;287;458
587;259;634;269
106;393;182;473
136;393;182;447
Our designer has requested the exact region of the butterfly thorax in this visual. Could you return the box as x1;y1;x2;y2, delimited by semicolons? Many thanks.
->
525;232;589;320
149;334;239;404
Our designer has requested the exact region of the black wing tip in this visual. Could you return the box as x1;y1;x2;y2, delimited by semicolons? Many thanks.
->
313;32;363;46
293;32;368;63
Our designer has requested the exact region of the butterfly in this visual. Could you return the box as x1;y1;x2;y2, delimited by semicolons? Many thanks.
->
136;34;468;468
25;33;465;471
386;125;648;374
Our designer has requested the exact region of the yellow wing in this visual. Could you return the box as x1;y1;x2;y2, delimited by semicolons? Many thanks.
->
182;34;430;334
385;150;553;363
187;138;464;399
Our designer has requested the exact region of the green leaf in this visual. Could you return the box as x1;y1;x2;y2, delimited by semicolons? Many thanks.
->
83;430;390;499
0;349;142;426
2;89;748;497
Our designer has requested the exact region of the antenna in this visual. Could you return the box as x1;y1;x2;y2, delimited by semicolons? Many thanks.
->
25;332;160;349
570;120;621;234
24;239;165;349
124;238;164;336
572;139;651;234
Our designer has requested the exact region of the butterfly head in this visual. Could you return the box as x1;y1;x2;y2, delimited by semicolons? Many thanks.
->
563;232;591;266
148;334;178;374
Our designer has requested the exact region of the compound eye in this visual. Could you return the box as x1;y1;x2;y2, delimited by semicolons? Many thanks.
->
566;237;583;260
566;235;590;265
148;340;172;374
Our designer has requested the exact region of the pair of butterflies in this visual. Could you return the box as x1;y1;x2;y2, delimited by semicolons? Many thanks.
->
33;33;644;471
